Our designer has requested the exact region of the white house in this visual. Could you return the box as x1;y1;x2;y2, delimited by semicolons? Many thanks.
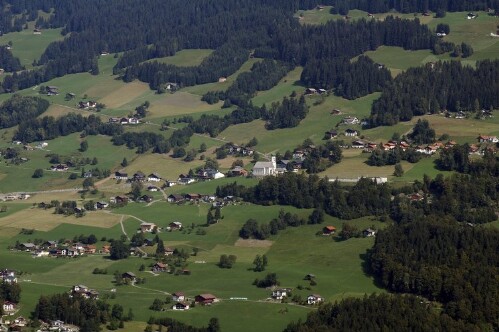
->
147;173;162;182
172;292;185;302
345;128;358;137
114;171;128;180
272;288;291;300
2;301;16;312
307;294;323;305
172;302;190;311
252;156;277;177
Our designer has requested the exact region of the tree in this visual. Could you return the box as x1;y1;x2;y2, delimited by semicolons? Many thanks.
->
156;239;165;255
308;209;324;224
408;119;435;144
207;318;220;332
110;240;130;260
247;137;258;147
121;158;128;167
394;163;404;177
338;223;360;241
80;140;88;152
82;177;95;190
253;254;268;272
199;143;207;152
131;182;143;201
218;254;237;268
32;169;44;178
149;298;163;311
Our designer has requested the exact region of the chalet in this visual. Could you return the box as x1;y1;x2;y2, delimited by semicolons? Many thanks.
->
252;156;277;177
477;135;498;143
165;82;178;91
101;245;111;254
100;51;109;56
455;111;466;119
23;144;34;151
345;128;358;137
445;141;457;149
112;196;129;204
363;228;377;237
272;288;291;300
467;12;477;19
342;116;360;125
165;247;174;256
71;285;99;299
307;294;323;305
78;101;97;109
33;28;42;34
152;262;168;272
399;141;410;150
120;118;130;125
84;245;96;254
305;87;317;95
172;302;190;311
469;144;481;155
122;272;136;282
114;171;128;180
109;117;121;123
169;221;183;230
409;193;424;202
147;173;161;182
178;175;196;185
324;130;338;140
128;117;140;125
167;194;184;203
132;171;146;182
351;140;368;149
147;185;159;192
185;193;201;201
172;292;186;302
322;226;336;235
228;166;248;177
197;168;225;180
318;88;327;94
20;243;36;251
139;195;153;203
330;109;342;115
43;240;58;248
218;77;227;83
166;180;178;187
50;164;69;172
382;142;396;151
83;170;93;178
140;222;157;233
2;301;16;312
94;201;109;209
367;12;374;17
436;32;447;37
47;86;59;96
0;270;17;284
195;294;217;304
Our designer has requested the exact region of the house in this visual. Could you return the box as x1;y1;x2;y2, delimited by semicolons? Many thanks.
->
147;173;161;182
167;194;184;203
120;117;130;125
185;193;201;201
43;240;58;248
128;117;140;125
109;117;121;123
165;82;178;91
330;109;342;115
467;12;477;19
152;262;168;272
351;140;368;149
84;245;96;254
195;294;217;304
133;171;146;182
363;228;377;237
342;116;360;125
252;156;277;177
140;223;157;233
114;171;128;180
272;288;291;300
382;142;396;151
169;221;183;230
172;292;186;302
218;77;227;83
307;294;323;305
324;130;338;140
345;128;358;137
112;196;129;205
318;88;327;94
305;87;317;95
477;135;498;143
2;301;16;312
228;166;248;177
147;185;159;192
322;226;336;235
166;180;178;187
50;164;69;171
47;86;59;96
436;32;447;37
165;247;174;256
20;243;36;251
139;195;153;203
172;302;190;311
122;272;137;282
178;176;196;185
94;201;109;209
33;28;42;34
455;111;466;119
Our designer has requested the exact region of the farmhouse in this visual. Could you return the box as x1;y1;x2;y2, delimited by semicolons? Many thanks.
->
0;270;17;284
20;243;37;251
47;86;59;96
50;164;69;171
477;135;498;143
33;28;42;34
324;130;338;140
172;292;186;302
166;180;178;187
351;140;368;149
111;196;129;204
139;195;153;203
140;223;157;233
178;174;196;185
218;77;227;83
147;185;159;192
172;302;190;311
305;87;317;95
228;166;248;177
195;294;218;304
2;301;16;312
252;156;277;177
307;294;323;305
342;116;360;125
133;171;146;182
71;285;99;299
467;12;477;19
122;272;136;282
363;228;377;237
94;201;109;209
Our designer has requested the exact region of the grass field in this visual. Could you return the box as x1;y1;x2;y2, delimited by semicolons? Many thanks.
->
143;49;213;67
0;28;65;69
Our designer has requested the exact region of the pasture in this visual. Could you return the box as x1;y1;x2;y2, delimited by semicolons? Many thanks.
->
143;49;214;67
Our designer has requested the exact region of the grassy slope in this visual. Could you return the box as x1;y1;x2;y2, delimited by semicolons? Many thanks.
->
143;49;213;67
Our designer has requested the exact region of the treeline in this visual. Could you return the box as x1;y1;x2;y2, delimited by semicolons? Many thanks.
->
369;60;499;126
437;144;498;175
368;220;499;327
284;293;484;332
0;281;21;304
13;113;122;143
367;147;422;166
202;59;292;106
264;96;308;129
0;95;49;129
330;0;499;14
0;46;23;72
301;56;392;99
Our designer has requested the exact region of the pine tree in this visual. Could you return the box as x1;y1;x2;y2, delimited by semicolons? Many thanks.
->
156;239;165;255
